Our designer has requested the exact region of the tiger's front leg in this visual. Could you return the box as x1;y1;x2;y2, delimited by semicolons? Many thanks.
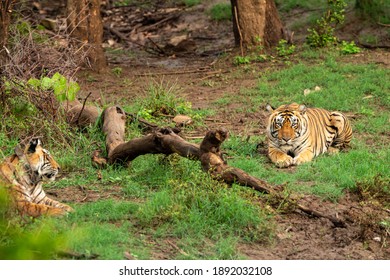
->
42;196;74;212
293;149;315;165
16;201;70;218
268;147;294;168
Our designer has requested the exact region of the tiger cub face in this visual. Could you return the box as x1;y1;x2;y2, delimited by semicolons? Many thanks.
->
266;103;307;149
22;138;60;182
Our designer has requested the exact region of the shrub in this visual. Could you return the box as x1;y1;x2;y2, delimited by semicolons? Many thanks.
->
307;0;347;47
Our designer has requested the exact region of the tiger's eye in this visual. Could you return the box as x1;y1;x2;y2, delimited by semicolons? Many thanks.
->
290;116;297;125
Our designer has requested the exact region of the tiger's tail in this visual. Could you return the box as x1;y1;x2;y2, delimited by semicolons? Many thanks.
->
330;111;352;149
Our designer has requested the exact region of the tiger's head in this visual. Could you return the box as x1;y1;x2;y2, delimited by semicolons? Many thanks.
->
15;138;60;182
266;103;308;147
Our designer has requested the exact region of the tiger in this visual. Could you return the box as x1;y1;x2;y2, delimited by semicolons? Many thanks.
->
0;138;73;217
265;103;352;168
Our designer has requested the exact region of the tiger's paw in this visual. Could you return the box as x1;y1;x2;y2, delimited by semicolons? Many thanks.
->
62;204;74;212
327;147;340;155
275;156;294;168
47;207;69;216
293;154;313;165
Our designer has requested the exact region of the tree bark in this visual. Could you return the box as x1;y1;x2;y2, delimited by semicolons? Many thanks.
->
231;0;284;49
65;99;100;128
66;0;106;72
102;106;126;159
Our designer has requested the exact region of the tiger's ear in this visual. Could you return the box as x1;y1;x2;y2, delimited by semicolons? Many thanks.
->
266;104;274;113
27;138;42;154
298;104;307;114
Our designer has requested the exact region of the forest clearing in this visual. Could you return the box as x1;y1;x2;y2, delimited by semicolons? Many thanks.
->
0;0;389;260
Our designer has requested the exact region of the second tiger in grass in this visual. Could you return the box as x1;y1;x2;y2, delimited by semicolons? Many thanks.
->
265;103;352;168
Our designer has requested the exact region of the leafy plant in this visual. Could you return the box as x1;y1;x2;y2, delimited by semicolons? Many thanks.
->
276;39;296;57
135;81;191;119
111;67;123;77
307;0;347;47
340;41;361;54
234;56;251;65
27;72;80;102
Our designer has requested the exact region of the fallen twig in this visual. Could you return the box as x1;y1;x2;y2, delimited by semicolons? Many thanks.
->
166;240;189;256
135;68;218;77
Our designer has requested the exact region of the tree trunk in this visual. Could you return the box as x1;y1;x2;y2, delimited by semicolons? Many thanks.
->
66;0;106;72
231;0;284;49
0;0;15;68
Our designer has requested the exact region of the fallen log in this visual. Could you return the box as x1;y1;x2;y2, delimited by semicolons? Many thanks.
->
199;128;277;193
199;128;346;228
101;106;199;164
102;106;126;159
107;128;200;164
64;99;100;128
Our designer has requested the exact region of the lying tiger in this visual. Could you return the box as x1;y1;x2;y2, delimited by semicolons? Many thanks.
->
266;103;352;168
0;138;73;217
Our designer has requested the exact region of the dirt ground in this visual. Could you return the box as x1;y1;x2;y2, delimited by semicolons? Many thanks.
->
63;1;390;259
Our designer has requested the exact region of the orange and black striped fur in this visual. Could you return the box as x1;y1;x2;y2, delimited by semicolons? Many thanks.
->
0;138;73;217
266;103;352;168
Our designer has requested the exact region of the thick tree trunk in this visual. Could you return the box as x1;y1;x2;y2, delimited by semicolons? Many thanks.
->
231;0;284;49
66;0;106;72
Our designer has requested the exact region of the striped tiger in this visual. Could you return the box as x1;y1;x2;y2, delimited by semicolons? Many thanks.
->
265;103;352;168
0;138;73;217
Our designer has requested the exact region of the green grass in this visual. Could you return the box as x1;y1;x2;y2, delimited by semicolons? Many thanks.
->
209;3;232;21
1;47;389;260
252;56;390;114
356;0;390;24
275;0;355;12
181;0;202;7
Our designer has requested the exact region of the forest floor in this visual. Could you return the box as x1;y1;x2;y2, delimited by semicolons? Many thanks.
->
37;1;389;259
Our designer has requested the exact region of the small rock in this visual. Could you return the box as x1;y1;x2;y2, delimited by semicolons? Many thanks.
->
373;236;381;242
304;89;311;96
173;115;193;126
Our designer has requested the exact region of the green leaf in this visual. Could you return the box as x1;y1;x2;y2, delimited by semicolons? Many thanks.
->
51;72;62;82
41;77;53;90
67;82;80;101
53;83;67;102
27;78;41;90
